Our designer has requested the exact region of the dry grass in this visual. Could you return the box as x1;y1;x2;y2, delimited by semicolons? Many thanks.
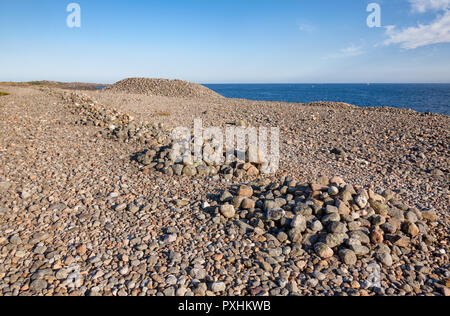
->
0;92;10;96
154;111;171;117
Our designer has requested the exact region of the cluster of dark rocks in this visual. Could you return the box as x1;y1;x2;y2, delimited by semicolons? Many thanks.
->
217;175;439;267
62;92;168;145
135;143;268;179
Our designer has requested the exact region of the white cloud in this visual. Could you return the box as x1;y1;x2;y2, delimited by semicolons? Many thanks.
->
299;24;314;33
384;10;450;49
326;44;365;59
409;0;450;12
297;20;315;34
340;44;365;56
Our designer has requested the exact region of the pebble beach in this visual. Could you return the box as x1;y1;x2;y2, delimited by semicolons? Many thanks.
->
0;79;448;296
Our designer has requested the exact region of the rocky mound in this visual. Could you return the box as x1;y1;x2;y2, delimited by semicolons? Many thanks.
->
104;78;223;99
217;176;438;268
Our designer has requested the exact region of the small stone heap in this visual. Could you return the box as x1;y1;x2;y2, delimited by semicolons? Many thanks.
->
135;142;270;179
62;92;168;145
218;176;438;266
104;78;223;99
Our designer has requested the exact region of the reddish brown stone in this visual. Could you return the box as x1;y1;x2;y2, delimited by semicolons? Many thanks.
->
237;185;253;197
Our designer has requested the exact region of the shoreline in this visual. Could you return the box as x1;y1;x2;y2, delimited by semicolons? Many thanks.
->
1;81;448;116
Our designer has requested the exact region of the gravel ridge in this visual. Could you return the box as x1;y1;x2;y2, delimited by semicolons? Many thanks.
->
104;78;224;99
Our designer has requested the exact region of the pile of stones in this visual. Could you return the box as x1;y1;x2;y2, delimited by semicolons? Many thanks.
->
62;92;168;145
104;78;223;99
217;175;438;267
135;142;271;179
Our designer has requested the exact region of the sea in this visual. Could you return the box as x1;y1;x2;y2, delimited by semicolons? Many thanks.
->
203;83;450;116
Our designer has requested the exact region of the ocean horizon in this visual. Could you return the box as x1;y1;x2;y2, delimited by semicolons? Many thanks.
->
204;83;450;115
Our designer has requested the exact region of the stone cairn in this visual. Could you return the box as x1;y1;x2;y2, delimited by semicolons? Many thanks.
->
217;175;438;266
134;141;271;179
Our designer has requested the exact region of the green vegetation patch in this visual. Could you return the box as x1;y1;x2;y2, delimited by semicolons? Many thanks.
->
28;81;47;86
0;92;10;96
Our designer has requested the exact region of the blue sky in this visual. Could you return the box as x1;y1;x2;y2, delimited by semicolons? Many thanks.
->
0;0;449;83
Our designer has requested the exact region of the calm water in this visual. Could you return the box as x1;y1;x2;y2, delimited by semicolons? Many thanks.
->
204;83;450;115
